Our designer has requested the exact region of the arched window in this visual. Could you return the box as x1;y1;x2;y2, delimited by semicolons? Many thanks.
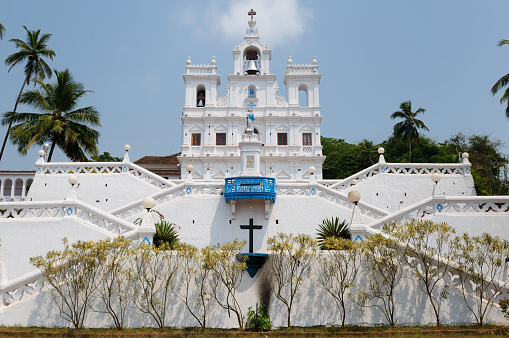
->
248;85;256;99
196;85;205;107
14;179;23;197
244;47;260;75
26;178;33;196
3;179;12;197
298;84;308;107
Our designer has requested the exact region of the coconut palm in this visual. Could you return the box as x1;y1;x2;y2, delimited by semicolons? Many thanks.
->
491;39;509;117
0;26;56;162
1;69;100;162
391;100;429;162
0;23;5;39
357;139;378;166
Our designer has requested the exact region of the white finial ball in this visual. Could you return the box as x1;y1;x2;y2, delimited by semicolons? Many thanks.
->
431;172;441;183
378;147;385;154
38;150;45;157
142;196;155;210
68;175;78;186
308;166;316;175
462;152;469;159
124;144;131;151
348;190;361;204
186;164;194;173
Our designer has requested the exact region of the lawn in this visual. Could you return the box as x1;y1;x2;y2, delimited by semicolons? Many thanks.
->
0;326;508;337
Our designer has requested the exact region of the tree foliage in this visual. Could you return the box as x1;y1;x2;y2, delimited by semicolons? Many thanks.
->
2;69;101;162
384;220;456;327
313;238;361;327
491;39;509;117
450;232;509;326
1;25;56;162
266;233;317;328
391;100;429;162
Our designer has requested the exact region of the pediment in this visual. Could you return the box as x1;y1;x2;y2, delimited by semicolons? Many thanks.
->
299;124;314;132
276;170;291;180
214;124;228;132
189;124;204;132
275;124;289;132
211;170;225;180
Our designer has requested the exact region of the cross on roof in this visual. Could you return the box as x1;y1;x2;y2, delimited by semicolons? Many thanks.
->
248;9;256;20
240;218;262;253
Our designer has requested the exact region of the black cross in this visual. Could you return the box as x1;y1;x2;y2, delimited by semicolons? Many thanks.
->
248;9;256;20
240;218;262;253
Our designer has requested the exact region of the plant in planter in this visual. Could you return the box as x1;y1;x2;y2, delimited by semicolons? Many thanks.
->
153;220;180;249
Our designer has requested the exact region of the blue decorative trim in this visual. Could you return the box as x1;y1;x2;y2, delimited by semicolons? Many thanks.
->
141;237;151;245
380;167;386;173
224;177;276;203
311;187;316;195
186;187;192;195
247;102;256;107
238;253;268;278
354;235;364;242
465;168;470;174
36;168;41;174
123;166;128;172
437;203;443;212
66;207;73;216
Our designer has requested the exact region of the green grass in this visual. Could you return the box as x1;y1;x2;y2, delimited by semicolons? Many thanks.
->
0;325;508;337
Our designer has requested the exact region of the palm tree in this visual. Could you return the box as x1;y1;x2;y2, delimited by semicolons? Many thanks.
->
391;100;429;162
491;39;509;117
1;69;100;162
357;139;378;166
0;26;56;162
0;23;5;39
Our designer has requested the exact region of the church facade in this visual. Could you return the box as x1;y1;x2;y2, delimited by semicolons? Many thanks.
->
179;17;325;181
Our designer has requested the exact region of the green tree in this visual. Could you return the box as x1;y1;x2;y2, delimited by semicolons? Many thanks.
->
321;137;361;179
391;100;429;162
93;151;122;162
491;39;509;117
2;69;100;162
0;23;5;39
1;26;55;162
356;139;378;167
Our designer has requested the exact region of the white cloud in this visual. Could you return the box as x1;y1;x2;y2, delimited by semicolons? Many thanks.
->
177;0;313;48
216;0;313;47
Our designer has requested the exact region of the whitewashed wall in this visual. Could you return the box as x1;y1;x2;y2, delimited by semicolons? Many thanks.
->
1;255;506;328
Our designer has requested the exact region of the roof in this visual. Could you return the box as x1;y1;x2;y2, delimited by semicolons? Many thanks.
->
134;153;180;166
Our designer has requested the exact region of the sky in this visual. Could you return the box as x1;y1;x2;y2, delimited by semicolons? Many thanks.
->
1;0;509;170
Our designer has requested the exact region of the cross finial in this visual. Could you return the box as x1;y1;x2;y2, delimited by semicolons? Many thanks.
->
248;9;256;20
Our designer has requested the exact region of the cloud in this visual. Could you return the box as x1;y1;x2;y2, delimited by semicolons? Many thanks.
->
216;0;313;47
176;0;313;48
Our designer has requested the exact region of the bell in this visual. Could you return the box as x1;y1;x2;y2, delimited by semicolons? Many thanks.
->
197;99;204;107
245;60;259;75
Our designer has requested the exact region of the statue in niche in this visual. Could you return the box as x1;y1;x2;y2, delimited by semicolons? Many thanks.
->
246;107;255;129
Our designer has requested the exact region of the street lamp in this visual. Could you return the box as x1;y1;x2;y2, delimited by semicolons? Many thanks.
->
142;196;155;212
348;190;361;227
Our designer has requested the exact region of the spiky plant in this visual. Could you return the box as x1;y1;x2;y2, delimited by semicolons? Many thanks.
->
317;217;350;249
153;221;180;249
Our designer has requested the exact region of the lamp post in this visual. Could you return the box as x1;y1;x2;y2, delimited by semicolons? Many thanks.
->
43;143;49;162
66;174;78;200
123;144;131;162
348;190;361;227
431;173;441;215
139;196;156;246
308;166;316;182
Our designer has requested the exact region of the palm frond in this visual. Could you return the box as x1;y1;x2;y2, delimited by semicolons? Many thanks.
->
153;221;180;249
316;217;350;249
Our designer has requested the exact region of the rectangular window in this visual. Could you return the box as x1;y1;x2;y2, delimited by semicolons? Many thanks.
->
277;133;288;146
216;133;226;146
302;133;312;146
192;133;201;146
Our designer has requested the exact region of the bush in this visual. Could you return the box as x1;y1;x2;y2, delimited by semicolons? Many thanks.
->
317;217;350;249
245;302;271;331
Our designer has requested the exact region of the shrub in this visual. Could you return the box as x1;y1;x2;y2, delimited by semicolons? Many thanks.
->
245;302;271;331
317;217;350;249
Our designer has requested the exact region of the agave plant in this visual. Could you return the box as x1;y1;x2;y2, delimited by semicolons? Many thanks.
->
153;220;180;249
316;217;350;249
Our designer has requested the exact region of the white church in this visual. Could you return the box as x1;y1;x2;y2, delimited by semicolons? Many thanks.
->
0;13;508;328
